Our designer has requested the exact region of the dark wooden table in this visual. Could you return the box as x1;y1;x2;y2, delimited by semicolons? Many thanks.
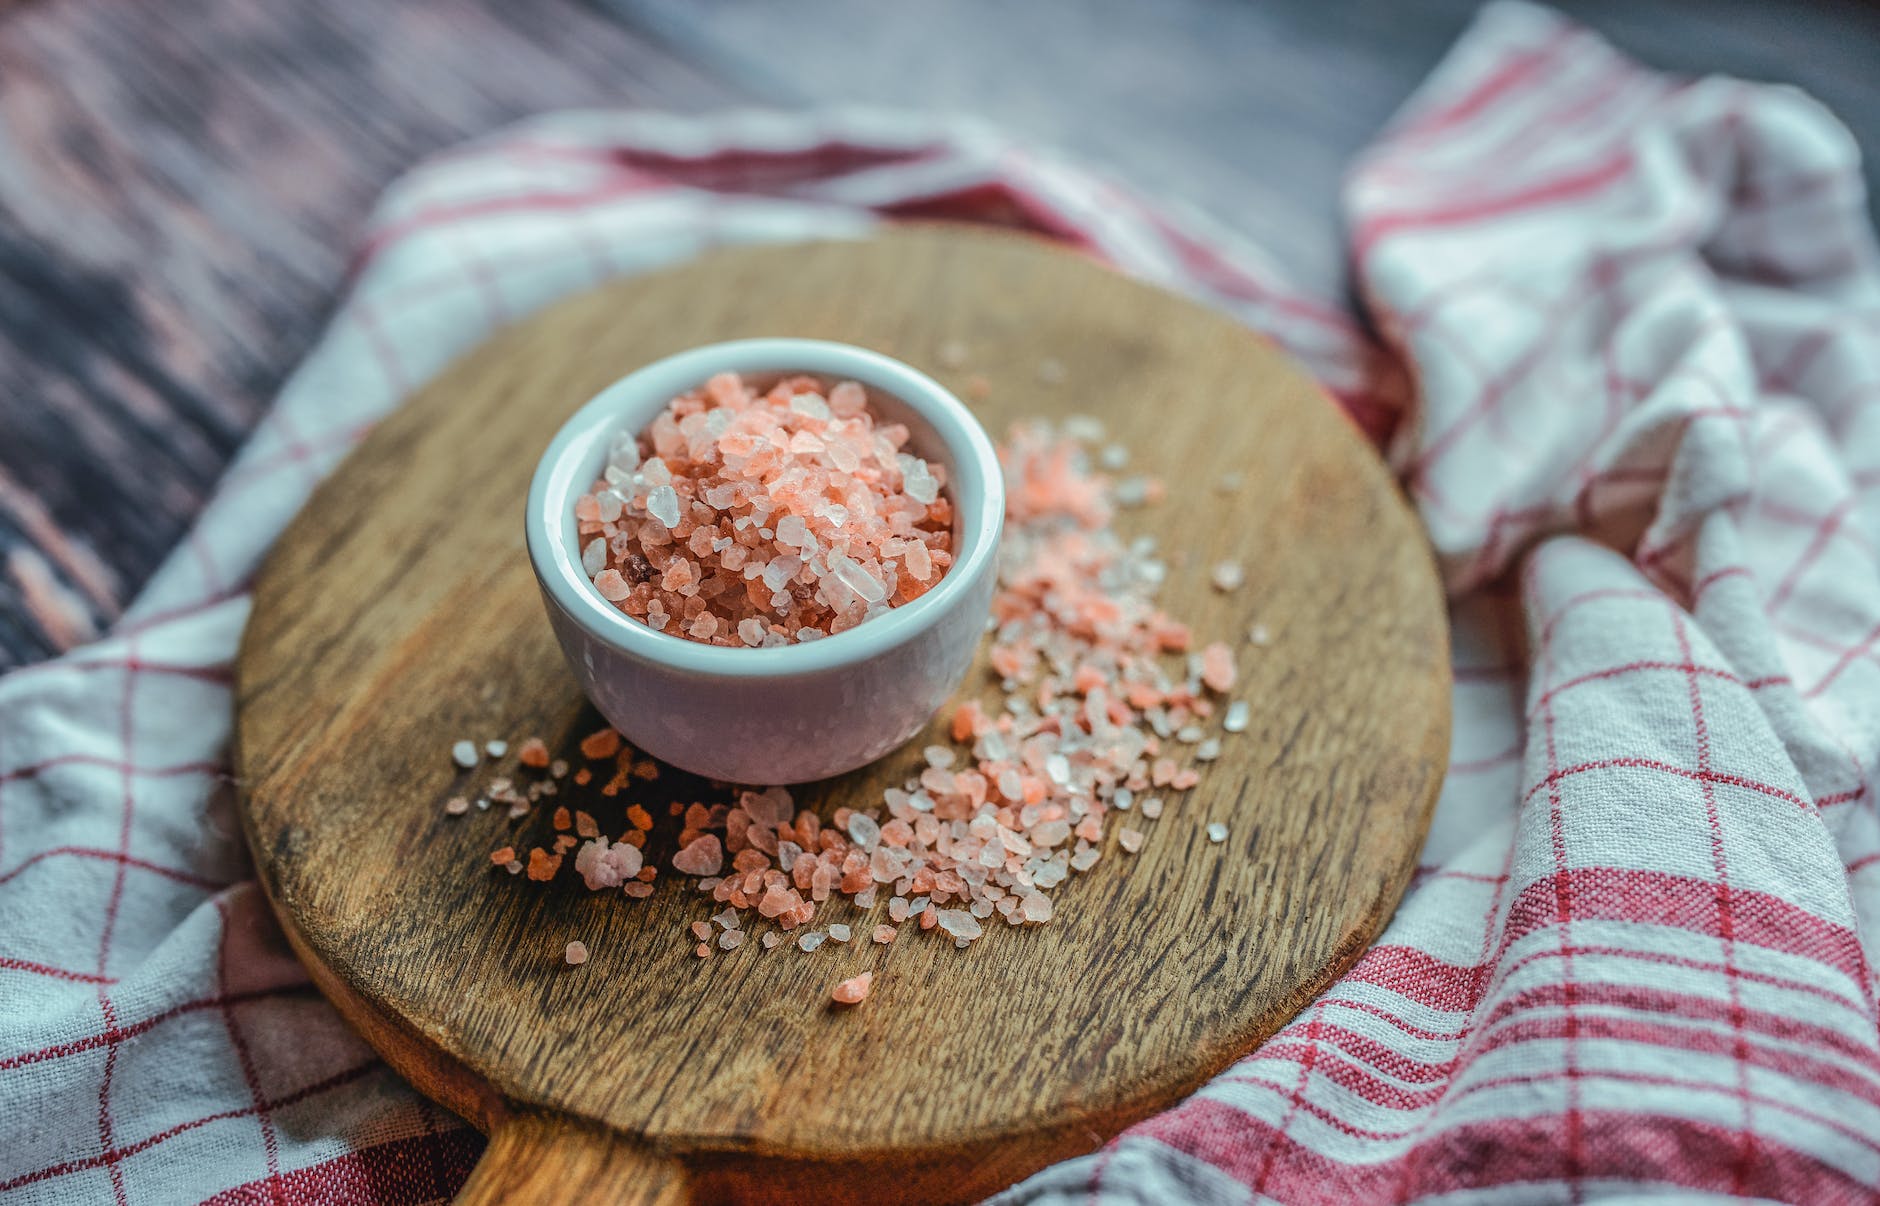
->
3;0;1877;669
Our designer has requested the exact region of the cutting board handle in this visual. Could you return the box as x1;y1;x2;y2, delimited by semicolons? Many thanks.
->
456;1111;688;1205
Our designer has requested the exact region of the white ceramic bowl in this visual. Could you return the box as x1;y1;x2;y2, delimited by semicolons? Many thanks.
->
526;338;1004;784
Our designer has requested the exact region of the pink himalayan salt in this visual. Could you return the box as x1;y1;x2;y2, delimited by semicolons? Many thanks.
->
574;372;955;647
1200;642;1236;693
564;940;588;966
574;838;644;889
474;421;1235;968
831;972;874;1005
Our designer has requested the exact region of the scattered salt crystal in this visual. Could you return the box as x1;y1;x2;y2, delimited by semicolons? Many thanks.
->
1100;444;1128;470
672;835;724;877
444;796;469;816
762;932;782;949
451;740;479;769
484;740;508;758
1119;828;1145;853
1197;738;1222;762
1177;724;1204;743
1248;623;1272;646
711;908;740;931
873;924;897;944
829;924;851;943
798;931;826;952
1211;561;1244;592
1141;797;1164;819
1224;701;1250;733
847;813;880;850
936;909;982;941
564;941;588;966
831;971;874;1005
1207;822;1228;844
718;929;744;950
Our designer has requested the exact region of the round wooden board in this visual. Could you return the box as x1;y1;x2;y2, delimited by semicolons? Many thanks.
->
235;227;1449;1205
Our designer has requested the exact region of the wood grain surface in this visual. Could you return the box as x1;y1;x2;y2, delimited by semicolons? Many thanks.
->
234;227;1450;1204
4;0;1879;670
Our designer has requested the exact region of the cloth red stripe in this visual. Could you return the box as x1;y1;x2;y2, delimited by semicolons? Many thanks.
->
7;2;1880;1201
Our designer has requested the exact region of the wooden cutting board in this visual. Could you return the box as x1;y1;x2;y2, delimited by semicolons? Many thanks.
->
234;226;1449;1205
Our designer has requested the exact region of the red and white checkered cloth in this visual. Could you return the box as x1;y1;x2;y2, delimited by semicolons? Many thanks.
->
6;3;1880;1201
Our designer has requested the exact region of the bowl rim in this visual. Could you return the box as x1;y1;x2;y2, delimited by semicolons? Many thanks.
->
525;337;1004;679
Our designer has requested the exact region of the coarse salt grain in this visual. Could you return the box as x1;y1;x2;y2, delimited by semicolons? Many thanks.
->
451;740;479;769
1224;701;1250;733
564;941;588;965
574;372;954;647
831;972;874;1005
485;740;508;758
444;796;469;816
1210;561;1244;592
1207;822;1228;844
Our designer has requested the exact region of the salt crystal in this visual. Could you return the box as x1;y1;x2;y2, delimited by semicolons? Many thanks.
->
798;931;826;952
1197;738;1222;762
1207;822;1228;844
936;909;982;941
1211;561;1244;592
831;971;874;1005
718;929;744;950
847;813;880;850
762;932;782;949
444;796;469;816
1224;701;1250;733
1249;623;1272;646
829;924;851;943
484;740;508;758
451;740;479;769
645;485;681;529
564;941;588;966
1120;828;1145;853
1142;797;1164;819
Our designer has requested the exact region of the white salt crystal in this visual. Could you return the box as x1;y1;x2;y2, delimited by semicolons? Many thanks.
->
1142;797;1164;818
847;813;881;850
581;538;607;576
1248;623;1272;646
936;909;982;941
923;745;956;769
831;556;887;604
1100;443;1128;470
1207;822;1228;844
451;740;479;769
645;484;680;529
790;392;831;420
1224;701;1250;733
899;455;940;505
829;924;851;943
797;931;826;952
1211;561;1244;592
1197;738;1222;762
485;740;508;758
718;930;744;950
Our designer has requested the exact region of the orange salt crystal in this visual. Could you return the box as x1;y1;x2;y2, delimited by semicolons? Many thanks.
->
489;846;516;866
695;943;711;958
580;728;622;760
517;738;550;769
553;834;578;855
633;760;660;781
575;810;600;839
564;940;589;966
624;882;654;898
626;804;654;831
552;807;572;831
623;829;646;848
526;848;561;881
830;972;874;1005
